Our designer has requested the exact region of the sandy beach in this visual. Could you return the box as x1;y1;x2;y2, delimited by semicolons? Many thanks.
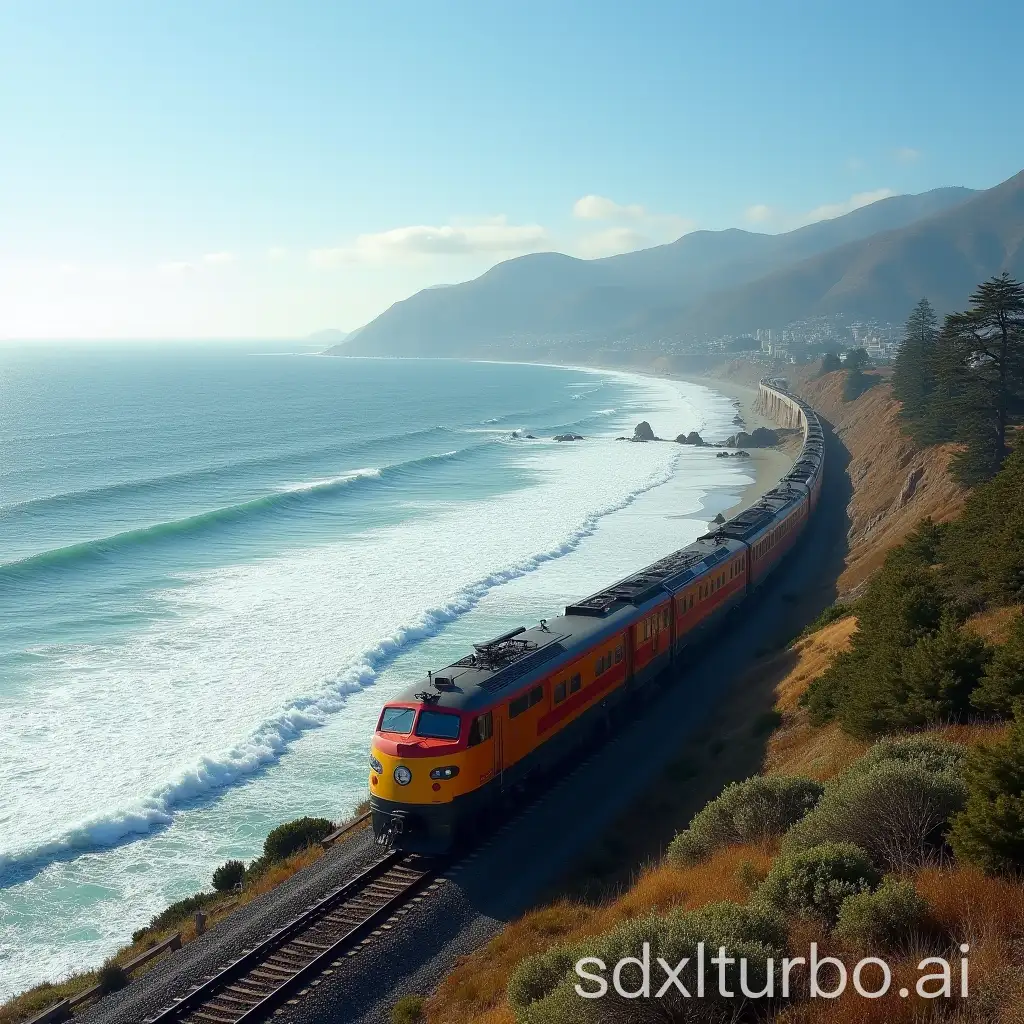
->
591;364;800;524
682;373;797;521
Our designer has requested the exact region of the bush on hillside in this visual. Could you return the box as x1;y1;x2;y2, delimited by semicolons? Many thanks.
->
755;843;881;926
784;761;967;869
510;903;785;1024
667;775;824;865
97;960;129;995
939;448;1024;609
212;859;246;893
801;538;949;737
263;816;335;863
972;613;1024;717
134;891;220;940
833;876;929;952
949;707;1024;876
391;995;426;1024
896;616;991;725
842;736;967;779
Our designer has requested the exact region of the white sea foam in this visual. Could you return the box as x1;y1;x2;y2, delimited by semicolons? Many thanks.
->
276;467;381;493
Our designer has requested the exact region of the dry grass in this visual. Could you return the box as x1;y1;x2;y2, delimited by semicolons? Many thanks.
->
760;615;869;780
966;604;1022;643
425;844;775;1024
772;616;859;711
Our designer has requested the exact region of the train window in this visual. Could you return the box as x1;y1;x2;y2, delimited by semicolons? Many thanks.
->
415;709;461;740
614;645;623;663
509;693;528;718
570;673;582;693
662;609;669;628
529;685;544;707
379;706;415;734
468;711;493;746
554;681;567;704
596;655;605;675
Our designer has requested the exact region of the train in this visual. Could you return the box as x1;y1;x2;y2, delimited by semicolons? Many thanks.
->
368;378;824;852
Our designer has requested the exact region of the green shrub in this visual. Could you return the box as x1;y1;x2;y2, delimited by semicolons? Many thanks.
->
784;761;967;869
134;891;219;939
512;904;784;1024
508;946;585;1015
391;995;426;1024
262;816;335;862
97;960;129;995
949;707;1024;875
212;859;246;893
972;614;1024;717
833;876;929;952
755;843;881;926
667;775;824;864
896;616;991;725
843;736;967;778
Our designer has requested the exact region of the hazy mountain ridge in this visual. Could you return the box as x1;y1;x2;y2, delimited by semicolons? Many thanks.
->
647;172;1024;336
333;184;986;356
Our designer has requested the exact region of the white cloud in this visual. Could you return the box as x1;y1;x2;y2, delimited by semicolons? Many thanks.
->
572;194;647;221
744;204;775;224
576;227;652;258
800;188;895;225
894;146;921;164
571;194;693;256
310;216;548;267
202;251;236;265
266;246;289;261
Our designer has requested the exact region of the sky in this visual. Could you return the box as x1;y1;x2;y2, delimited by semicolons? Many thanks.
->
1;0;1022;341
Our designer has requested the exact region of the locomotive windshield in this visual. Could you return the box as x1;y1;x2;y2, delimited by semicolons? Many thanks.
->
415;709;461;740
379;706;415;734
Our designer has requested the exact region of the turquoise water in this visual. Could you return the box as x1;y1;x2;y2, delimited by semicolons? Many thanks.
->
0;347;750;996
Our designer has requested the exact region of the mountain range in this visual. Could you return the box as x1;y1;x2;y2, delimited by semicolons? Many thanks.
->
333;169;1024;357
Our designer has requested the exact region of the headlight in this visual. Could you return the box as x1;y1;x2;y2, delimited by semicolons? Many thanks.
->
369;755;383;774
394;765;412;786
429;766;460;780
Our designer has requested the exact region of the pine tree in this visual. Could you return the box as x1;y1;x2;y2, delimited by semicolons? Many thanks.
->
819;351;842;375
972;614;1024;718
892;298;939;442
949;705;1024;875
927;322;970;444
843;347;871;401
945;273;1024;483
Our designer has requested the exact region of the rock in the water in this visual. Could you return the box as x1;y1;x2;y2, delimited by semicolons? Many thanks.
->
553;433;584;442
713;513;726;524
724;426;779;448
676;431;705;446
524;433;537;439
631;421;656;442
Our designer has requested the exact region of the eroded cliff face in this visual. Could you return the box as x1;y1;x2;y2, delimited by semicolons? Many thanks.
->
792;370;966;595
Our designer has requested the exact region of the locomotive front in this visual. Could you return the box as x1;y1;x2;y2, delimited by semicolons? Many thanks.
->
369;694;494;852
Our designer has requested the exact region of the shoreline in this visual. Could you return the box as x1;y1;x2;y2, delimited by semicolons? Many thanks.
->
563;361;798;525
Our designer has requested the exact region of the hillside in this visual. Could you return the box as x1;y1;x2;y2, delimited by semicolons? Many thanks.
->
655;170;1024;336
334;186;975;357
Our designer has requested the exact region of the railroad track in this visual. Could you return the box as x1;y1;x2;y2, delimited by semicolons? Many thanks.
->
146;852;437;1024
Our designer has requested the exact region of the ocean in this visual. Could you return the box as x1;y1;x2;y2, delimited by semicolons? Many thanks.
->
0;345;752;997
